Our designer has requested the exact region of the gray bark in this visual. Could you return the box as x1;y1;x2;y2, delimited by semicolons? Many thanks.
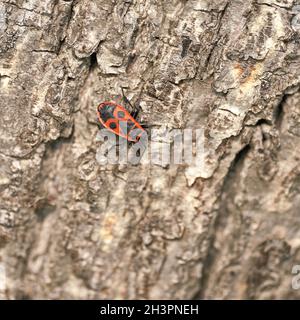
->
1;0;300;299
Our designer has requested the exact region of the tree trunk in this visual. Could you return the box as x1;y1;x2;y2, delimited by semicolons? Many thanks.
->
1;0;300;299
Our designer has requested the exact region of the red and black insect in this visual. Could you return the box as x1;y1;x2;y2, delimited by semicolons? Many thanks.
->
97;88;147;142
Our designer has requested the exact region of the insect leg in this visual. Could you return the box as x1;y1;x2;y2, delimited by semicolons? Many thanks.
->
131;110;139;119
97;122;105;130
121;87;142;118
130;102;142;119
121;87;135;111
140;122;153;129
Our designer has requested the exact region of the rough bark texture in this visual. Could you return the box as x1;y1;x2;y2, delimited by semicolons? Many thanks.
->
1;0;300;299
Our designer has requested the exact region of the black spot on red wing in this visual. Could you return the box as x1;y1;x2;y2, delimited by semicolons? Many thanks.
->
117;111;125;118
125;120;136;133
99;104;115;122
127;119;134;127
109;122;117;129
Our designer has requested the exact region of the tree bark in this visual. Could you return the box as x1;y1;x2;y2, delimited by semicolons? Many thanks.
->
1;0;300;299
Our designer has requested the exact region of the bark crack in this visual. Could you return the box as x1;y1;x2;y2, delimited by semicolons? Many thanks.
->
196;143;251;299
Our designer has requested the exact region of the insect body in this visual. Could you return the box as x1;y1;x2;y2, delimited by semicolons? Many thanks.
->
97;101;145;142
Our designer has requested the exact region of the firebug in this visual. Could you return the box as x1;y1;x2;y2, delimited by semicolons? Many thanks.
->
97;88;146;142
